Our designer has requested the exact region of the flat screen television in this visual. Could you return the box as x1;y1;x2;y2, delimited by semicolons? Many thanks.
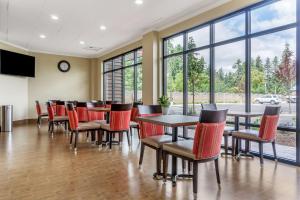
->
0;49;35;77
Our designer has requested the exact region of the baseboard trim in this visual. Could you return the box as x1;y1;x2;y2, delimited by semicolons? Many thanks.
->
13;119;37;126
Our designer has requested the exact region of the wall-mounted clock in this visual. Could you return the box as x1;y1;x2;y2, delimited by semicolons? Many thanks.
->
58;60;71;72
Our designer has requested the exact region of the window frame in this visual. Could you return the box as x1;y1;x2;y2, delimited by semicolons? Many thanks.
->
162;0;299;166
103;47;142;103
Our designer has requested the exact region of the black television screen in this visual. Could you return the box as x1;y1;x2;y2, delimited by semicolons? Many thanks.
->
0;50;35;77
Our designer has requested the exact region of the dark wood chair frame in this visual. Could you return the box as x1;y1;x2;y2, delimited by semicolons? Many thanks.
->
99;104;132;149
232;106;280;165
46;102;68;134
35;100;48;128
130;102;143;141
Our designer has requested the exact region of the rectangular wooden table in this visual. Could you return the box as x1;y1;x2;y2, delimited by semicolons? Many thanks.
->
136;115;199;184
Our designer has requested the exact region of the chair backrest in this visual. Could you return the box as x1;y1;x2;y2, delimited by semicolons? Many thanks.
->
137;105;164;139
109;104;132;131
88;101;105;121
46;102;55;121
131;102;143;121
66;103;79;131
76;102;89;122
35;100;42;115
258;106;280;141
105;101;119;108
56;101;66;116
193;109;227;160
201;103;217;110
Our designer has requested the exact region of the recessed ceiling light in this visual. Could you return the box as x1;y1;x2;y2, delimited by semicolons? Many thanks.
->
39;34;46;39
79;41;85;45
100;25;107;31
50;14;59;20
135;0;143;5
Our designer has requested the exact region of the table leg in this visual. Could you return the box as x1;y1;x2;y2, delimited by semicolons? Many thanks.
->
171;127;177;186
106;113;110;124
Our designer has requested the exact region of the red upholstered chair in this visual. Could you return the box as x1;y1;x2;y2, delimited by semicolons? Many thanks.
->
129;102;143;141
104;101;118;108
87;101;105;122
56;101;66;116
35;100;48;128
66;104;101;151
99;104;132;149
201;103;234;156
46;102;69;133
76;102;89;122
138;105;176;179
232;106;280;165
162;109;227;196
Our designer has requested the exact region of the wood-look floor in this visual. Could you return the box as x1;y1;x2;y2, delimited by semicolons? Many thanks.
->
0;122;299;200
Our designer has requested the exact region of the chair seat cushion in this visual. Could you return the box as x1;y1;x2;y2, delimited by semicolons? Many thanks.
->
163;140;196;160
232;129;266;142
53;116;68;122
100;123;128;132
142;135;175;148
130;121;139;127
93;120;107;124
77;122;101;131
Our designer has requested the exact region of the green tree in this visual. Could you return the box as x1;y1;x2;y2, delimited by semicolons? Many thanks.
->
187;37;207;114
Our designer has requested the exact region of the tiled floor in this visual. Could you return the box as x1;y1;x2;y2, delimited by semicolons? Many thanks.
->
0;122;299;200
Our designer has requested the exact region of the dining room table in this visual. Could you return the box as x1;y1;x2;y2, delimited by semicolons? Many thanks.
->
136;114;199;185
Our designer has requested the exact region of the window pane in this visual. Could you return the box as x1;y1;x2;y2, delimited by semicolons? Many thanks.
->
104;61;113;72
251;28;296;129
113;56;123;70
215;13;245;42
166;56;183;115
187;49;210;115
125;52;134;66
104;72;112;101
137;65;143;102
124;67;134;103
165;35;184;55
215;41;246;113
113;69;123;102
187;26;210;49
137;49;143;63
251;0;296;33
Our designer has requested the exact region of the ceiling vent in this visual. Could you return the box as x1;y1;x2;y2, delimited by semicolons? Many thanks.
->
83;46;103;52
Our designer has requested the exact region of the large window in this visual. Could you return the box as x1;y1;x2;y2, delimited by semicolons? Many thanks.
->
103;48;143;103
163;0;299;164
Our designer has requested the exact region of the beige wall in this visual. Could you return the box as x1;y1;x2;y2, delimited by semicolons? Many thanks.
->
28;53;91;119
97;0;260;103
0;42;29;120
0;41;91;120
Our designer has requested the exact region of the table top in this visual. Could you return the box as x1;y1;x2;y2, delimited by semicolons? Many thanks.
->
87;107;110;112
227;111;263;117
136;115;199;127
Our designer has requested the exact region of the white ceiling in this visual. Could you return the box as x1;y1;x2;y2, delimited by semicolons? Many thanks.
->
0;0;230;58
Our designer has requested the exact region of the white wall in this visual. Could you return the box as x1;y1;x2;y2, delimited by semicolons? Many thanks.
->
0;42;29;120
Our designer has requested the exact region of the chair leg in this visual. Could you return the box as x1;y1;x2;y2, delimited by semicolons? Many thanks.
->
214;158;221;185
74;131;79;151
188;161;192;174
163;151;169;182
182;159;186;172
232;136;236;156
126;131;130;146
193;161;198;195
109;132;112;149
69;131;73;144
224;135;228;155
97;130;103;147
156;149;162;176
137;127;141;140
272;141;277;161
48;122;51;132
139;143;145;167
259;142;264;165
